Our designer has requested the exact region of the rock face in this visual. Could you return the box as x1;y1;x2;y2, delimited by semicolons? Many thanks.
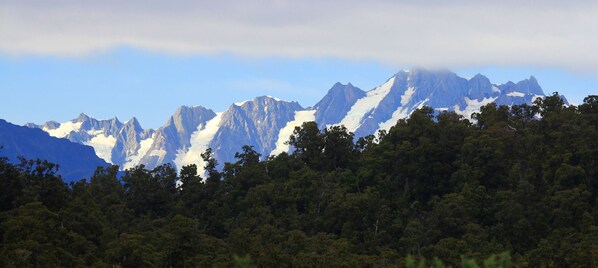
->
173;96;304;176
314;82;366;128
0;119;109;182
494;76;546;106
211;96;303;159
139;106;216;170
30;69;549;175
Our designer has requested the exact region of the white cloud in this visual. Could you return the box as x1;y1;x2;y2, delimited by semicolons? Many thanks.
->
2;0;598;72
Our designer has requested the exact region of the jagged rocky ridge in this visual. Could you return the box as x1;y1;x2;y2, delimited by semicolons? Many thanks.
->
29;69;552;175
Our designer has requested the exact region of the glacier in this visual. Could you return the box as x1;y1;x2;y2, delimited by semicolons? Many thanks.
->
270;110;316;156
174;112;224;175
338;77;396;132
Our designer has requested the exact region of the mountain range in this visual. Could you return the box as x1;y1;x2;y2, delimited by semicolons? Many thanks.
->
24;69;550;176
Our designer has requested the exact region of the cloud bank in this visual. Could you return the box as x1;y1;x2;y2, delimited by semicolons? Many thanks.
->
2;0;598;72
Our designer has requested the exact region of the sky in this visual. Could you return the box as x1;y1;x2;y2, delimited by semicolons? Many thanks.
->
1;0;597;129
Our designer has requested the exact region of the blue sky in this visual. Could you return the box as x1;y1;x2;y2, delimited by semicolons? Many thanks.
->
0;48;397;128
2;48;596;129
1;1;597;129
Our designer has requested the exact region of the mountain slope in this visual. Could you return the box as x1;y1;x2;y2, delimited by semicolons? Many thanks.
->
314;82;365;127
40;114;124;164
0;119;109;182
330;69;547;137
175;96;303;175
139;106;216;169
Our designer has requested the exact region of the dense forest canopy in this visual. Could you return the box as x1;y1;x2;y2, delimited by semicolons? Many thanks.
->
0;93;597;267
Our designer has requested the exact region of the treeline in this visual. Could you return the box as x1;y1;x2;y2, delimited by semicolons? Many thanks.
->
0;93;597;267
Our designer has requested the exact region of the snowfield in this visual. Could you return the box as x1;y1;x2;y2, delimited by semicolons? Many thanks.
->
270;110;316;156
338;77;396;132
174;112;224;176
83;134;117;164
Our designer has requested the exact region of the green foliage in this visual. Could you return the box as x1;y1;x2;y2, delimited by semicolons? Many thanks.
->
0;93;597;266
0;156;21;211
122;164;177;217
406;252;511;268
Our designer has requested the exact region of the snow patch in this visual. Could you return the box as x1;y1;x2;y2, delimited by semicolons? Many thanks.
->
83;134;116;164
123;135;155;170
491;86;501;93
377;98;429;132
401;87;416;106
265;95;293;102
44;121;83;138
506;91;525;97
149;149;167;159
266;95;282;101
436;107;449;112
87;129;104;136
270;110;316;156
234;100;250;106
454;97;497;119
174;112;224;177
338;77;395;132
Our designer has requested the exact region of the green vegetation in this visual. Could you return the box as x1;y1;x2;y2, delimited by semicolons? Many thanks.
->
0;93;597;267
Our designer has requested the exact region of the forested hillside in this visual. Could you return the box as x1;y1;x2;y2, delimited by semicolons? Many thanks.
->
0;93;596;267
